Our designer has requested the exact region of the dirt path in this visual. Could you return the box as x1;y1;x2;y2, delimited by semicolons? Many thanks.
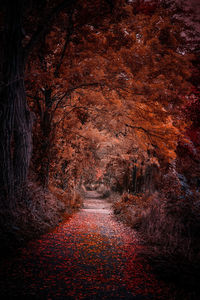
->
0;191;168;299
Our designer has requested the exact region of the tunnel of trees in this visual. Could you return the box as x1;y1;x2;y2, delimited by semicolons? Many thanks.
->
0;0;200;296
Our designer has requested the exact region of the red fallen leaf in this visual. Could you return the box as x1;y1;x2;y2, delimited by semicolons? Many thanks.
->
0;209;169;299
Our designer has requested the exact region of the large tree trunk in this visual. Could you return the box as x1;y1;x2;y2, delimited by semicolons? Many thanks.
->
0;0;32;206
13;79;33;190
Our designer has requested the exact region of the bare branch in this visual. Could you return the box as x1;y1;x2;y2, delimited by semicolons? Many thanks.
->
52;82;105;113
125;123;167;142
54;4;75;77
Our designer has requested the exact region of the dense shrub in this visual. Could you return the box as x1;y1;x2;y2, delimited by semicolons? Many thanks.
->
113;170;200;296
113;192;153;228
0;182;83;255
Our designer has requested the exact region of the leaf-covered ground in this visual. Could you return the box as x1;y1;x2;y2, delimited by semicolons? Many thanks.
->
0;192;169;299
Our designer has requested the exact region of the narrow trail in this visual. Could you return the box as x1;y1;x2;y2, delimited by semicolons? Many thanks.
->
0;191;169;299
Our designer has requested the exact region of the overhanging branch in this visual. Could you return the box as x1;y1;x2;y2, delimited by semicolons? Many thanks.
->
125;123;166;141
54;3;76;77
52;82;105;112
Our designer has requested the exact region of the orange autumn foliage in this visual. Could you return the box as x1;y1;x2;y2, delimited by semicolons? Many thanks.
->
26;0;194;191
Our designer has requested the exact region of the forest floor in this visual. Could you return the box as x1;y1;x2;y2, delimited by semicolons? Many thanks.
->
0;191;171;299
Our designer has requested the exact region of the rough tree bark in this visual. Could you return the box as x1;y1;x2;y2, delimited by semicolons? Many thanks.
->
0;0;76;206
0;0;32;206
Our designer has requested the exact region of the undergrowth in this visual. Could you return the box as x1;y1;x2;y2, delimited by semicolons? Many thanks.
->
113;172;200;299
0;182;83;256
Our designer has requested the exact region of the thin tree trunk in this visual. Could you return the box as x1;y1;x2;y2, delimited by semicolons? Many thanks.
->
39;88;52;188
132;164;137;194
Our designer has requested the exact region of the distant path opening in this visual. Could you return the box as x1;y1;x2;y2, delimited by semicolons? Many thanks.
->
82;190;112;213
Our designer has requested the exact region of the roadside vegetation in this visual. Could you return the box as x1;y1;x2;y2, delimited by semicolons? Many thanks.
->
113;169;200;299
0;179;83;256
